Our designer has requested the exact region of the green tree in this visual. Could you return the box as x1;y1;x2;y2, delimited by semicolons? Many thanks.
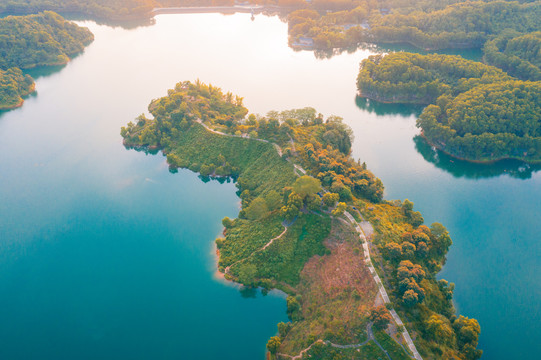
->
264;190;283;211
277;322;292;338
292;175;321;199
222;217;234;229
286;296;302;321
238;263;257;286
245;197;269;220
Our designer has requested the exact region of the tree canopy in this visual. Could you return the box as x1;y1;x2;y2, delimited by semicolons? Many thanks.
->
0;67;34;110
369;1;541;50
358;52;541;162
0;12;93;109
0;11;93;69
357;52;511;104
418;80;541;161
484;30;541;81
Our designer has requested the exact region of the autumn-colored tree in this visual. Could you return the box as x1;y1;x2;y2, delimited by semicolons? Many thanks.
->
266;336;282;355
369;305;392;331
397;260;425;282
331;202;347;216
453;316;482;359
322;192;339;208
427;314;455;345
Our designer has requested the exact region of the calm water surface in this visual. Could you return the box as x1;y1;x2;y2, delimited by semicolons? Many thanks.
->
0;13;539;359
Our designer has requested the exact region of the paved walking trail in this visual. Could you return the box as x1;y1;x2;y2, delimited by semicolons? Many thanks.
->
343;211;423;360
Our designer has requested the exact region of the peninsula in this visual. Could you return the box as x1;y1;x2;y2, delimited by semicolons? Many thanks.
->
121;81;482;360
357;53;541;163
0;11;94;110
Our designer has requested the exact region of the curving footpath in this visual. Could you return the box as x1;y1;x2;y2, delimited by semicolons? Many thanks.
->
224;224;288;275
278;323;391;360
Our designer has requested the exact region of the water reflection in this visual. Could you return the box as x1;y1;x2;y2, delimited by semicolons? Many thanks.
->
374;43;484;61
355;96;423;117
414;135;541;180
64;12;155;29
24;64;68;80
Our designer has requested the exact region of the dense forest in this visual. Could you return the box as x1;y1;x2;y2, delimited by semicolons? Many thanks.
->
0;11;94;69
369;1;541;50
418;80;541;162
483;31;541;81
0;0;260;21
121;81;481;359
0;11;93;109
0;0;157;20
357;52;541;162
3;0;540;54
357;53;511;103
285;0;541;52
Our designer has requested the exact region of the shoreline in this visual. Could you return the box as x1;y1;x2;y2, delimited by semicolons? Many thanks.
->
420;132;541;165
0;98;25;111
0;82;37;111
372;39;480;52
356;90;430;105
152;5;277;15
356;90;541;165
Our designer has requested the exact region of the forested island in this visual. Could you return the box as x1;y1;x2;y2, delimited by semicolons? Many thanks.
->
0;11;93;109
356;53;511;104
357;53;541;162
121;81;481;360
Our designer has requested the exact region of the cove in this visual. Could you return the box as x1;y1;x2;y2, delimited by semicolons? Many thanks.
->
0;12;539;359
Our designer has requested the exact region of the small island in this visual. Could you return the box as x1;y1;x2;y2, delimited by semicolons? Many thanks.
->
357;52;541;163
121;81;481;360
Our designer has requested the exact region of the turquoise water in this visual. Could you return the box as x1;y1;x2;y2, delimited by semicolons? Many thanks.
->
0;13;539;359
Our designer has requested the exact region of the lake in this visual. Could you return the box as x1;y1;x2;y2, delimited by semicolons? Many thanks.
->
0;12;539;359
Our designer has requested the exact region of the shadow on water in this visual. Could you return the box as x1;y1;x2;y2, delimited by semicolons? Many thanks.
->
0;11;154;30
126;144;237;184
355;96;423;117
63;12;155;29
300;40;483;61
239;287;258;298
374;43;484;61
414;135;541;180
24;64;68;80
